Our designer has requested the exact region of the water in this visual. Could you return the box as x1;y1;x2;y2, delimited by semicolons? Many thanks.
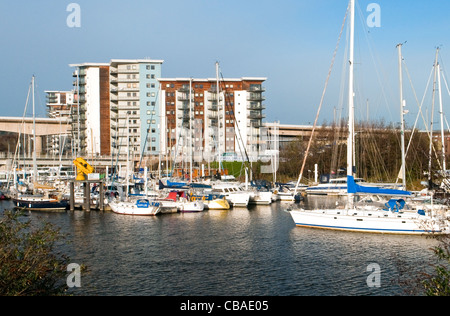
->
0;197;438;296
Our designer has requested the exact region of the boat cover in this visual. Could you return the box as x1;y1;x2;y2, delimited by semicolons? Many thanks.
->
347;176;411;196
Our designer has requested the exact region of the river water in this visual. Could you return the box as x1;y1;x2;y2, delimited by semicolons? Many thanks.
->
0;196;438;296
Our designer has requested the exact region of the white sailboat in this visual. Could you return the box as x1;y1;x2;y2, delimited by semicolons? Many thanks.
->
109;199;161;216
289;0;450;234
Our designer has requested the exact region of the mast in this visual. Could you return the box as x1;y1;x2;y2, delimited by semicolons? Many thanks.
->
189;77;193;182
347;0;355;208
32;75;37;184
429;49;439;186
397;43;407;190
437;57;446;171
215;62;222;175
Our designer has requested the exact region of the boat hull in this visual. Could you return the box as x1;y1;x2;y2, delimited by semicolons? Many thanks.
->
13;198;69;211
109;200;161;216
290;209;449;235
179;201;205;212
249;191;272;205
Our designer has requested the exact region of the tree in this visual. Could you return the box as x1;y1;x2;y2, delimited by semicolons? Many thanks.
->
0;210;71;296
421;235;450;296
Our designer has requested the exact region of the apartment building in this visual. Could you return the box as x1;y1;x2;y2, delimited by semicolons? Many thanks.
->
45;90;75;118
69;59;163;158
109;59;163;158
70;63;110;156
44;90;74;155
158;76;266;164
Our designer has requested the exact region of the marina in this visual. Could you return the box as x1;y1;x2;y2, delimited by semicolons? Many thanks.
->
0;196;441;296
2;0;450;297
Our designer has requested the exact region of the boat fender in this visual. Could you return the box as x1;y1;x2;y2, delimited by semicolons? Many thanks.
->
202;196;206;201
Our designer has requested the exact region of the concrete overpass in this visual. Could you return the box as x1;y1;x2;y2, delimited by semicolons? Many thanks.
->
0;116;71;154
0;116;70;136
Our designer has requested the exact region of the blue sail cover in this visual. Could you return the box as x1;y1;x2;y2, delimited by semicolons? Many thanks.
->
347;176;411;196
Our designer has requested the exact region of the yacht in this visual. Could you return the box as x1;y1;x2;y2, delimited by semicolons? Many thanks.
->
210;183;250;207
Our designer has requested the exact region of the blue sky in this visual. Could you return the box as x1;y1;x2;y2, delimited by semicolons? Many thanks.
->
1;0;450;128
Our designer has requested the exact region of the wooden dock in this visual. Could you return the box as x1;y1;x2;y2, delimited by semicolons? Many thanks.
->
69;180;106;211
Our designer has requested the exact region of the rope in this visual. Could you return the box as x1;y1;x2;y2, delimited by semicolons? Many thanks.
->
293;3;349;196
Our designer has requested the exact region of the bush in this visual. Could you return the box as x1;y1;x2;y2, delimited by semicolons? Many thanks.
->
0;210;70;296
421;235;450;296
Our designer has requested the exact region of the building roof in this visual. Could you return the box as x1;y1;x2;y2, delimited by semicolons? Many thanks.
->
158;77;267;82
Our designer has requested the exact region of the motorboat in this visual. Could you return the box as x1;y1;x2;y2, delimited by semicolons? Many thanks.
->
210;183;250;207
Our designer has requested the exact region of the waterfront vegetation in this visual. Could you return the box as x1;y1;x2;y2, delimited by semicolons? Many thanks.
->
0;210;70;296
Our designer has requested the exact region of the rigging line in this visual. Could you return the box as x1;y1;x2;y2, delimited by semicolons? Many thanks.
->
355;1;396;121
7;79;33;190
403;63;434;155
294;1;349;194
138;89;160;171
219;71;250;166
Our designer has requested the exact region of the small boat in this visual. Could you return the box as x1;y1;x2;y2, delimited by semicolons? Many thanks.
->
210;183;250;207
13;194;69;211
305;177;401;196
248;189;273;205
190;193;230;210
306;177;363;196
164;191;205;212
109;199;161;216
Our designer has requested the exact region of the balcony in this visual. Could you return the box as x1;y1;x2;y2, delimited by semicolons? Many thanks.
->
248;85;265;92
247;93;265;101
116;77;139;83
117;67;139;74
118;95;139;101
177;93;193;101
207;94;223;102
247;103;266;110
248;112;265;119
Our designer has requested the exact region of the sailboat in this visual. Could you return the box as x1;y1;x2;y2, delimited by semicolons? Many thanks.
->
12;76;69;211
289;0;450;234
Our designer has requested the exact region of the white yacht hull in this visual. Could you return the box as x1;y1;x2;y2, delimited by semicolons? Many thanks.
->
249;191;272;205
178;200;205;212
290;208;449;235
110;200;161;216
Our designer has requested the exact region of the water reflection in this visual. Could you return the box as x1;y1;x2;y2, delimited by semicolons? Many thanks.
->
0;198;438;296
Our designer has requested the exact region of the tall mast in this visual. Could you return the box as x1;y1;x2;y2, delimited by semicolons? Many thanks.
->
189;77;193;182
429;49;439;185
32;75;37;184
397;43;407;190
347;0;355;208
216;61;222;174
437;54;446;171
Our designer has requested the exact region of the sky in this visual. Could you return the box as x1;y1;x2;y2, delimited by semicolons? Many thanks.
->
1;0;450;129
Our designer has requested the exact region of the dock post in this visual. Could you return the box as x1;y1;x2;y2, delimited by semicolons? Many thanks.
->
69;181;75;211
99;180;104;211
84;181;90;211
